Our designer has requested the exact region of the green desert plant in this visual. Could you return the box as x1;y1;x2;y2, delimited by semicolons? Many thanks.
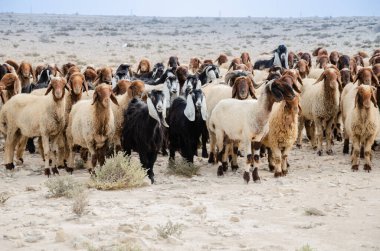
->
167;159;200;178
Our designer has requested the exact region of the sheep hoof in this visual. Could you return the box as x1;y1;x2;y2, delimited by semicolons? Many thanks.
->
296;144;302;149
274;171;283;178
313;146;318;151
202;150;208;158
217;166;224;176
222;162;228;172
268;164;275;172
252;168;260;183
317;150;323;156
363;164;371;172
52;167;59;175
44;168;51;177
5;163;15;170
208;152;215;164
282;170;288;176
231;165;239;172
65;167;74;174
351;165;359;172
336;134;343;142
326;149;334;155
246;154;253;164
49;159;52;166
243;171;250;183
287;161;290;168
19;158;24;164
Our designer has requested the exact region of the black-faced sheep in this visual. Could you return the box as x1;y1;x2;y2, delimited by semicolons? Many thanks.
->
122;90;169;183
115;63;133;81
253;45;289;70
198;64;220;85
168;89;207;163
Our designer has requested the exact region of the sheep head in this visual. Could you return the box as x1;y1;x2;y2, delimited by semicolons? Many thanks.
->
355;85;378;109
175;65;189;85
329;51;340;65
232;76;256;100
240;52;251;64
268;76;296;103
96;67;113;85
147;90;169;127
168;56;180;69
228;57;242;71
189;58;201;72
295;59;309;79
181;75;201;94
372;64;380;79
17;61;34;81
137;59;151;74
62;62;76;76
353;67;379;87
84;67;98;87
300;52;312;67
215;54;228;66
45;76;70;101
113;79;131;95
92;84;118;107
152;63;165;80
128;80;145;99
316;55;329;69
315;67;342;91
184;89;207;121
69;73;87;95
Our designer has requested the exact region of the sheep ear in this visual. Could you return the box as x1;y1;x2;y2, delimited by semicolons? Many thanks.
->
292;82;302;93
371;71;379;87
163;81;170;107
306;64;310;76
92;90;98;105
371;88;378;108
162;99;169;127
297;75;303;85
284;51;289;69
147;97;161;125
113;84;120;95
207;70;216;83
45;84;53;95
201;94;207;121
196;80;202;89
110;92;119;106
273;52;281;67
314;72;325;84
184;93;195;121
249;80;257;99
298;104;302;114
232;83;238;98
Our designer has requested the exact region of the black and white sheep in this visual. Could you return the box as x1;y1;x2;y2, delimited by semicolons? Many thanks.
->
253;45;289;70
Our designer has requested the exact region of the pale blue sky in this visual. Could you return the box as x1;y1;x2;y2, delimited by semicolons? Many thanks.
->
0;0;378;17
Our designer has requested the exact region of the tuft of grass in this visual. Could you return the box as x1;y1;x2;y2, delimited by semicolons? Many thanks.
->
0;192;10;205
167;159;200;178
89;152;146;190
45;176;84;198
296;244;316;251
155;220;184;239
72;192;88;216
304;208;326;216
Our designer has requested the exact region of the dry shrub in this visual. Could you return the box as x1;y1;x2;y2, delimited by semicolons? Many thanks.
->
155;220;184;239
0;192;10;205
167;159;200;178
296;244;316;251
72;192;88;216
89;152;146;190
45;176;84;198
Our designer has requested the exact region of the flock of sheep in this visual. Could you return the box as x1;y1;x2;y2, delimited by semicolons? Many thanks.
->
0;45;379;184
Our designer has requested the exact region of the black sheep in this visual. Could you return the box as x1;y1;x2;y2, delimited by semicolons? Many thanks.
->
198;64;220;85
115;63;132;81
122;90;168;183
168;89;207;163
253;45;289;70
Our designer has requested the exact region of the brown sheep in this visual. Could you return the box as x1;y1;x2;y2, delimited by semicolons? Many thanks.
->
350;58;358;76
372;63;380;79
189;57;201;73
137;59;151;74
203;59;213;65
300;52;312;68
228;57;242;71
369;54;380;65
215;54;228;66
0;73;21;104
241;52;251;65
175;65;189;90
340;68;353;87
5;59;19;71
16;61;35;89
353;54;364;67
113;79;131;95
83;67;98;88
329;51;340;66
168;56;180;68
353;67;379;86
295;59;310;79
288;51;299;69
232;76;256;100
94;67;113;86
312;47;328;57
62;63;76;76
316;55;330;68
34;64;45;78
66;66;81;82
357;51;368;58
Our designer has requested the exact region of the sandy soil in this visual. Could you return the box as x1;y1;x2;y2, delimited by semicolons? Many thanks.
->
1;13;380;251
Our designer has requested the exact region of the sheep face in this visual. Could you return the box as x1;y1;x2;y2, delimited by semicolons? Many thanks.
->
189;58;201;71
232;77;255;100
184;89;207;121
152;63;165;80
269;78;296;102
62;62;76;76
18;61;33;79
175;66;189;84
98;67;113;84
45;77;70;101
113;79;131;95
138;59;151;74
300;53;312;68
329;51;340;65
128;80;145;99
241;52;251;64
338;55;350;70
355;85;378;109
205;65;220;83
92;84;118;107
316;68;341;90
182;75;201;94
317;55;329;69
165;74;179;95
115;64;132;81
354;68;379;86
84;68;97;86
215;54;228;65
69;73;87;95
372;64;380;79
168;56;180;69
295;59;309;78
340;69;352;87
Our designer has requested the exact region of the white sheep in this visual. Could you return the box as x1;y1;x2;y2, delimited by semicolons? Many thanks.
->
0;76;70;175
297;67;341;155
208;78;296;183
66;84;119;173
341;85;380;172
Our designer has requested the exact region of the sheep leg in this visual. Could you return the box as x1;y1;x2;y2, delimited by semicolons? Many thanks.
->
41;136;52;176
26;137;36;154
201;126;209;158
351;136;360;172
315;119;324;156
4;129;21;170
267;148;275;172
296;115;305;148
281;148;291;175
231;143;239;172
305;120;316;149
363;135;375;172
243;140;253;183
15;136;28;165
88;146;97;174
325;118;334;155
50;136;60;175
208;130;217;164
272;148;283;178
216;144;228;176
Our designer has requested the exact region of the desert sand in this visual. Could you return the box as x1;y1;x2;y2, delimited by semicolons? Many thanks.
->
0;13;380;251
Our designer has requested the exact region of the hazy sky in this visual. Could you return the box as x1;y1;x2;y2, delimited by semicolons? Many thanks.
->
1;0;379;17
